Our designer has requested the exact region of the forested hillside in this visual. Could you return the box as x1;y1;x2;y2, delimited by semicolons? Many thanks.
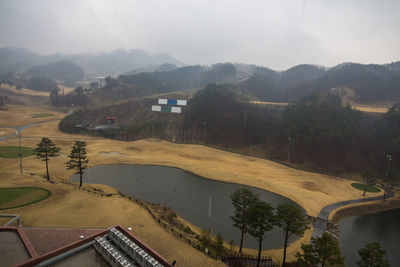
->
25;60;84;83
60;84;400;179
93;63;239;102
239;62;400;103
96;61;400;105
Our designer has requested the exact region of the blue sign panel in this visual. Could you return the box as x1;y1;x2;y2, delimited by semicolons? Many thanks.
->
167;99;177;105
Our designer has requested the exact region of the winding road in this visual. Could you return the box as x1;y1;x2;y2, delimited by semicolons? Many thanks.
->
312;188;395;238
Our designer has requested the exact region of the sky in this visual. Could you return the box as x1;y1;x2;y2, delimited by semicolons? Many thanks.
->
0;0;399;70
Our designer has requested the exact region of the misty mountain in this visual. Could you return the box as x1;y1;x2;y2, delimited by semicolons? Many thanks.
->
0;47;47;74
280;64;326;88
0;47;183;76
124;63;178;76
95;63;238;102
239;62;400;102
25;60;84;83
64;49;183;76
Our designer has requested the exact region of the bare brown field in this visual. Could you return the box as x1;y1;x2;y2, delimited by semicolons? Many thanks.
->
0;104;395;265
57;85;76;94
250;100;391;113
0;105;65;127
0;128;15;136
0;84;49;96
250;101;289;106
351;105;389;113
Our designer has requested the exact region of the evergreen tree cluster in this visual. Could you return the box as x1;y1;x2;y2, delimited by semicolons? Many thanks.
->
230;188;308;267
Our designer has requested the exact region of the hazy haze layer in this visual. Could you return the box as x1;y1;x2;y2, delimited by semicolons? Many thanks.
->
0;0;399;69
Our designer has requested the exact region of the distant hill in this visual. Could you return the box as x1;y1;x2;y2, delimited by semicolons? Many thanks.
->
93;61;400;104
26;76;58;92
65;49;183;76
124;63;178;76
25;60;84;83
0;47;184;76
238;62;400;102
1;46;399;102
0;47;46;74
60;84;400;176
94;63;239;102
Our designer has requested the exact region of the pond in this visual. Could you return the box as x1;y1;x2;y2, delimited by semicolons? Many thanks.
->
338;209;400;267
71;164;303;250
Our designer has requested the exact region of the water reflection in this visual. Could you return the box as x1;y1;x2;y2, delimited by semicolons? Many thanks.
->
339;209;400;267
71;164;303;250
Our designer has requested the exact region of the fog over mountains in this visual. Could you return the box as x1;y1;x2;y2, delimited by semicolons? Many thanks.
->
0;47;183;76
1;46;399;103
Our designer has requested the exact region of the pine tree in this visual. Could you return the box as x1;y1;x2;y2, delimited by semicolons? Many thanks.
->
296;233;344;267
247;199;275;267
277;203;309;267
33;137;61;181
230;188;259;253
357;242;390;267
66;141;88;187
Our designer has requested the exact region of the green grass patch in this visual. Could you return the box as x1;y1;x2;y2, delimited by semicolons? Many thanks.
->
351;183;381;193
0;187;51;210
32;113;53;118
0;146;34;158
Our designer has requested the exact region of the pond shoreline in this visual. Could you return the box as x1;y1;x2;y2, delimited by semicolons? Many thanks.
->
71;164;306;252
330;198;400;222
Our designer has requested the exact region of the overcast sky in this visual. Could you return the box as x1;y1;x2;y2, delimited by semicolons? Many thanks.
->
0;0;399;70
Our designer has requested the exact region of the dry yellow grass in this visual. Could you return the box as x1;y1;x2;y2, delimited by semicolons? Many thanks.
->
0;104;395;265
250;100;390;113
0;105;65;127
0;84;50;96
352;105;389;113
16;120;379;218
250;101;289;106
0;128;16;136
57;85;76;95
0;175;222;266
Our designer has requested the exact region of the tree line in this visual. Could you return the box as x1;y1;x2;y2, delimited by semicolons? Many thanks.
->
182;84;399;179
238;62;400;103
50;86;91;106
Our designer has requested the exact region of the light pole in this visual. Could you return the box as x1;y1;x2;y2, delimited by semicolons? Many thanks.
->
385;154;392;177
288;137;293;162
16;130;22;175
383;154;392;201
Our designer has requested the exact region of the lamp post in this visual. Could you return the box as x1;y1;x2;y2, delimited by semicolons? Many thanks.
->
288;137;293;162
385;154;392;177
16;130;22;175
383;154;392;201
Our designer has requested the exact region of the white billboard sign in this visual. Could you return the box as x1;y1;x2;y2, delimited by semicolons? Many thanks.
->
152;105;161;112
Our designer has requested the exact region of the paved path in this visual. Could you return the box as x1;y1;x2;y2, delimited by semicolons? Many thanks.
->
0;119;60;141
312;189;395;238
0;118;101;142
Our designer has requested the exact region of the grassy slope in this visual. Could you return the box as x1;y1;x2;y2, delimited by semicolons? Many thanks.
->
0;104;65;127
0;104;396;265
